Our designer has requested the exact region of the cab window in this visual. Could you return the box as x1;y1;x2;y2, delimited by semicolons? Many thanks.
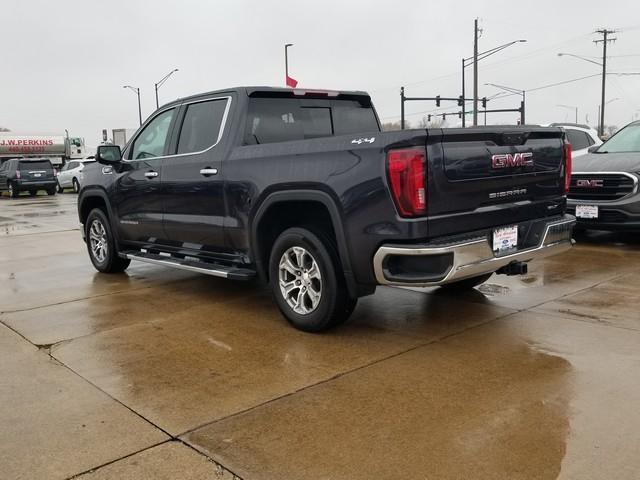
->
176;99;228;154
129;108;175;160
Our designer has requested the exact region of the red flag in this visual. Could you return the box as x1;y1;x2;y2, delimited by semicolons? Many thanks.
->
286;75;298;88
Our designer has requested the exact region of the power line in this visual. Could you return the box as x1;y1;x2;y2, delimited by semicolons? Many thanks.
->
370;31;594;94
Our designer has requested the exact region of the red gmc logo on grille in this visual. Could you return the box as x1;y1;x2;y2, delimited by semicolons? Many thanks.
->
491;152;534;169
576;179;604;188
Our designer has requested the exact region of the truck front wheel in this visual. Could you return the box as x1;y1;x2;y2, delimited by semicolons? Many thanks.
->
85;208;131;273
269;227;356;332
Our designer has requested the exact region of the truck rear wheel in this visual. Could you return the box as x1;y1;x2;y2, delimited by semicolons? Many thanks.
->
85;208;131;273
268;227;357;332
439;273;493;291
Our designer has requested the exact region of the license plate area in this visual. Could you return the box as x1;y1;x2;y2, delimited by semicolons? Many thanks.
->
575;205;598;219
493;225;518;254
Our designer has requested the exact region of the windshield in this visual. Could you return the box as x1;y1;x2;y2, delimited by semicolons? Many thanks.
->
598;124;640;153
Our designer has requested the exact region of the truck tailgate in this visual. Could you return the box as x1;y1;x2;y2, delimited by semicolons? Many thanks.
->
426;127;567;236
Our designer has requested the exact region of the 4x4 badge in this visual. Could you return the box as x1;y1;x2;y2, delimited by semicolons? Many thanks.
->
351;137;375;145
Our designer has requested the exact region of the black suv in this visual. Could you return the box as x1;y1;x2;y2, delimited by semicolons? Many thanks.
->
79;86;574;331
0;158;57;197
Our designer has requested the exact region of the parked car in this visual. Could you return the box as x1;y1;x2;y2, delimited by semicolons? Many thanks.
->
78;86;574;331
57;157;95;193
0;158;57;197
567;120;640;230
549;123;602;157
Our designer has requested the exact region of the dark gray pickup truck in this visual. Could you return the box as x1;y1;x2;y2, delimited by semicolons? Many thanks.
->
79;86;575;331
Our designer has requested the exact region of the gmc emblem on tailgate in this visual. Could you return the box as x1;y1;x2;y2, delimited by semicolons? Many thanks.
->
576;179;604;188
491;152;534;169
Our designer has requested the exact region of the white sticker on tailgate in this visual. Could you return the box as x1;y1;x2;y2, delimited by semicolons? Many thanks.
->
575;205;598;219
493;226;518;252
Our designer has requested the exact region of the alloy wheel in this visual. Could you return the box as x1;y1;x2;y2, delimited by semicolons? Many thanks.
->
89;219;108;263
278;246;322;315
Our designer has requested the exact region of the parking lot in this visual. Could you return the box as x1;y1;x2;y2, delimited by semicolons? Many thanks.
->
1;192;639;479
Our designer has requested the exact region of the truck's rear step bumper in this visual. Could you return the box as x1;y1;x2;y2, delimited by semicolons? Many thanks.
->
373;216;575;287
121;251;256;280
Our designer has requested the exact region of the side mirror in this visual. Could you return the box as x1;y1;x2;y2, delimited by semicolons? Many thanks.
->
96;145;122;165
587;145;600;154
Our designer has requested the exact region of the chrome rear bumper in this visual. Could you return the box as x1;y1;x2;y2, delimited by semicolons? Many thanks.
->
373;217;575;287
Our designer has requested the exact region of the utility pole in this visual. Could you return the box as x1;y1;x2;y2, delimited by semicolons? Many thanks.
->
594;29;617;137
473;18;480;126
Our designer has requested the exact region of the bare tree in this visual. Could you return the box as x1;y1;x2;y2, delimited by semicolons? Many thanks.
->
382;120;410;131
0;127;10;132
416;116;445;129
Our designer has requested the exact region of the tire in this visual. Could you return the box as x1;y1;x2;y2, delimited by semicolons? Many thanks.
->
8;182;18;198
72;178;80;193
268;226;357;332
57;181;64;193
439;273;493;291
29;190;37;196
46;187;56;196
85;208;131;273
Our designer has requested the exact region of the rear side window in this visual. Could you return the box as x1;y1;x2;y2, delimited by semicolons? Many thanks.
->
245;97;379;145
565;129;590;151
332;100;380;135
19;160;52;171
177;98;228;154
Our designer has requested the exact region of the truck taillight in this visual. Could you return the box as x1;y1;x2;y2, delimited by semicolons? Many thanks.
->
564;142;572;194
15;169;21;179
387;147;427;217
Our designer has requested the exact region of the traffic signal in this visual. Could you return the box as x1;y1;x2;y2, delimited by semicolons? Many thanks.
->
442;114;446;120
457;95;464;106
436;95;441;107
427;114;432;121
458;112;462;119
482;97;487;108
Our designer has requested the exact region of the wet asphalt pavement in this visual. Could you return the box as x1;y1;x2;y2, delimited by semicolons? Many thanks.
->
1;192;640;479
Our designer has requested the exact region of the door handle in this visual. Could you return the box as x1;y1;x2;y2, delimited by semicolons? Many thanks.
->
144;171;159;178
200;168;218;176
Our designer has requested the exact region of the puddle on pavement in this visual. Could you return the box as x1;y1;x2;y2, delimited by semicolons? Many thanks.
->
478;283;512;296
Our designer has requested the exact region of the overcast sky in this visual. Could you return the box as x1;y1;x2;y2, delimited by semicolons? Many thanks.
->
2;0;640;146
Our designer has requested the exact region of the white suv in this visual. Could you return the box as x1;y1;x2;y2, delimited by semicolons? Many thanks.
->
549;123;602;158
57;158;95;193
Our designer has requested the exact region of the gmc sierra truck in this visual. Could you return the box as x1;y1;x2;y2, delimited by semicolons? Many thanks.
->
78;86;575;332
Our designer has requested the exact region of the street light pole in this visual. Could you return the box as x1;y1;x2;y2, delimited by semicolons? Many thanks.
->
123;85;142;126
557;104;578;123
463;38;526;127
461;58;466;127
473;18;479;126
154;68;179;109
558;28;616;137
285;43;293;86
